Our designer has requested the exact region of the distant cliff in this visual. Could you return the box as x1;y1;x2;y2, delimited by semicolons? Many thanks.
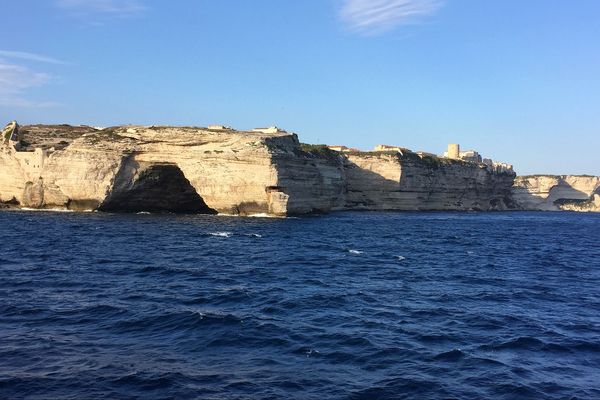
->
0;121;552;216
511;175;600;212
343;152;515;211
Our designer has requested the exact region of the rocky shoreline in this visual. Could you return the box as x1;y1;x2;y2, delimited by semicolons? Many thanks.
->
1;122;598;215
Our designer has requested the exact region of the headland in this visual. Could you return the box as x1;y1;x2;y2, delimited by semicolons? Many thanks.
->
1;121;598;215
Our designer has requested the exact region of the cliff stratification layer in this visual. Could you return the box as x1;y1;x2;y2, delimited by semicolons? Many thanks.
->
1;121;519;215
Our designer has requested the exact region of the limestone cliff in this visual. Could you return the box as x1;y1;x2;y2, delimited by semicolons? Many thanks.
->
269;143;346;214
1;123;295;215
511;175;600;212
1;121;519;215
344;151;516;211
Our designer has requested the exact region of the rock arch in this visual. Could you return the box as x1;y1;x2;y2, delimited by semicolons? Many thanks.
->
99;160;216;214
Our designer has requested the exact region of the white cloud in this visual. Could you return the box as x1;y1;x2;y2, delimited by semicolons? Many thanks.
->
56;0;146;17
339;0;443;35
0;50;66;65
0;53;61;108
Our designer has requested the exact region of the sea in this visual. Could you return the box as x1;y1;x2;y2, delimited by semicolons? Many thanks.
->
0;210;599;399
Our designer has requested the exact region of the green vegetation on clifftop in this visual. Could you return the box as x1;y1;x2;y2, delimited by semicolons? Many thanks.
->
297;143;341;161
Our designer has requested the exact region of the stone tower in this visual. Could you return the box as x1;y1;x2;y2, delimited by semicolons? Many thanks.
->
447;143;460;160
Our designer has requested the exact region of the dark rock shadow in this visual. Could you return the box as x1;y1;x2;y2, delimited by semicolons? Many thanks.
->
100;161;216;214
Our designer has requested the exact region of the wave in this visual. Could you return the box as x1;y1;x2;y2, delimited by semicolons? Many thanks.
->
216;212;284;218
247;213;279;218
479;336;576;353
202;231;263;238
19;207;75;212
208;231;232;238
111;310;244;333
348;249;363;255
433;348;465;361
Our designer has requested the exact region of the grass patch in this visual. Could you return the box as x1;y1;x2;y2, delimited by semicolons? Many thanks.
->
297;143;341;161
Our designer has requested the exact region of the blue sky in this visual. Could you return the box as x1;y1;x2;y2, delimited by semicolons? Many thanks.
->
1;0;599;175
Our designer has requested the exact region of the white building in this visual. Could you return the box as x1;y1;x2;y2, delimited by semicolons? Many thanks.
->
207;125;232;131
373;144;406;154
327;145;360;153
252;126;286;134
442;143;481;163
443;143;512;172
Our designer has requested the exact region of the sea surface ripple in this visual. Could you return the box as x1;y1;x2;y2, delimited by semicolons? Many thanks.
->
1;211;599;399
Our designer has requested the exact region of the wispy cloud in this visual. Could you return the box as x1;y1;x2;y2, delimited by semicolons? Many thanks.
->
0;50;67;65
56;0;146;17
339;0;444;35
0;52;62;108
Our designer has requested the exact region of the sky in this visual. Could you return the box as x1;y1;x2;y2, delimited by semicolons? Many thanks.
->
1;0;599;175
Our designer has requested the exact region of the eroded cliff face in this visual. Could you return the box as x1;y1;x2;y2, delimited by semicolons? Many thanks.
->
0;123;299;215
269;143;346;214
345;152;516;211
511;175;600;212
1;121;521;215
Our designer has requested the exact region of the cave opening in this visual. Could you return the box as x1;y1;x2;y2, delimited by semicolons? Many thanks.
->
100;164;217;214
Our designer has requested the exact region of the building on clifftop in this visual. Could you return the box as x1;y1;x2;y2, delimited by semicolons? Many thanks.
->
416;151;437;158
252;126;286;134
442;143;481;163
327;145;360;153
445;143;460;159
373;144;407;154
442;143;513;172
207;125;232;131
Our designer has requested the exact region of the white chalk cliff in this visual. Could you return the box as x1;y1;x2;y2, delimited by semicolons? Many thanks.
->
2;121;597;215
1;122;298;215
512;175;600;212
343;152;515;210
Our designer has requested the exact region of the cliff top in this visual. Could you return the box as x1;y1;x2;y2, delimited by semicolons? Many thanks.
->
3;121;515;177
518;174;598;179
10;123;294;152
18;124;98;151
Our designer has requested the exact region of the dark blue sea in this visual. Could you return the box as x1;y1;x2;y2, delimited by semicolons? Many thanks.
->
1;210;599;399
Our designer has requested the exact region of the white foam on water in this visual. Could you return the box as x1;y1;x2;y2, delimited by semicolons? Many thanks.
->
208;232;232;238
306;349;320;358
247;213;275;218
137;211;151;215
348;249;363;255
245;233;263;238
217;212;284;219
397;256;406;261
467;251;475;255
19;207;74;213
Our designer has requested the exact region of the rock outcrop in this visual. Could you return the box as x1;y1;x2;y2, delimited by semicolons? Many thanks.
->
511;175;600;212
0;121;525;215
